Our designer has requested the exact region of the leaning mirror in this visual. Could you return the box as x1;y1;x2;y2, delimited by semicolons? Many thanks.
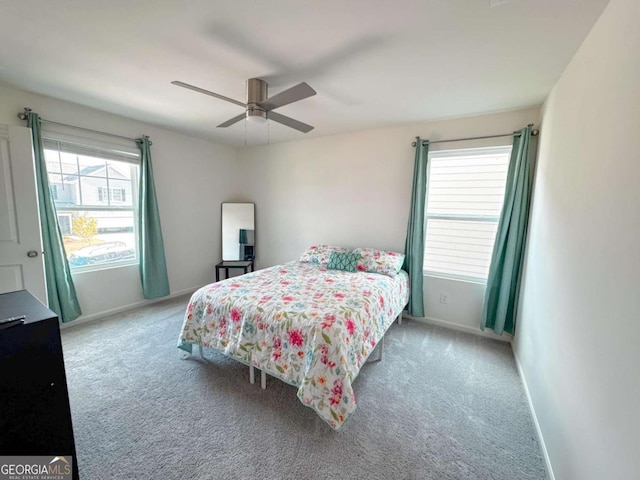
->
221;203;255;261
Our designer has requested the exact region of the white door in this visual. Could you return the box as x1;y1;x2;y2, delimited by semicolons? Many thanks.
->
0;124;47;303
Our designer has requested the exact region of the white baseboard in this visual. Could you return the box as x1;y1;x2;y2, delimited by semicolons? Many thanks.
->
404;313;512;343
59;287;197;330
513;349;555;480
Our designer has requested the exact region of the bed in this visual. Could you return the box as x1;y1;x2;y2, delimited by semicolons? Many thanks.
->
177;249;409;430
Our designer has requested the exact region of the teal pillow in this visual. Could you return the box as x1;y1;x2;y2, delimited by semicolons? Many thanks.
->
327;252;360;272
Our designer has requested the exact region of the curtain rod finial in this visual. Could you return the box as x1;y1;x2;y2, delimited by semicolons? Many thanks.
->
17;107;32;121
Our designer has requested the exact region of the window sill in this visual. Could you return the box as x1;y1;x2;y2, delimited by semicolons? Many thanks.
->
70;260;139;275
423;272;487;286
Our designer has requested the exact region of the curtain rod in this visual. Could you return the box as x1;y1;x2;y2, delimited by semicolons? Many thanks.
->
411;124;538;147
17;107;149;144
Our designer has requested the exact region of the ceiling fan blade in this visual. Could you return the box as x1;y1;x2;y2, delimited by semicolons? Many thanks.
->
217;113;246;128
258;82;316;112
171;81;246;108
268;111;314;133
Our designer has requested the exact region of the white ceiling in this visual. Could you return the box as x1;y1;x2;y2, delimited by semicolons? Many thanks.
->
0;0;609;147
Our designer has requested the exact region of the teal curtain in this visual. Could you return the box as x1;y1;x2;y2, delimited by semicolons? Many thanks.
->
27;112;82;323
403;138;429;316
136;136;170;299
481;126;536;335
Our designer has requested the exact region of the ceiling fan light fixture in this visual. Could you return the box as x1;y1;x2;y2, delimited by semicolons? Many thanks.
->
246;108;267;124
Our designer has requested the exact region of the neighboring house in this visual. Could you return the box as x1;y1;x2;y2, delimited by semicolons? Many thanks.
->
46;161;134;236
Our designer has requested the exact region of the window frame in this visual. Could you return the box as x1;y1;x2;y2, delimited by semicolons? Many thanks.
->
423;145;512;284
43;135;140;273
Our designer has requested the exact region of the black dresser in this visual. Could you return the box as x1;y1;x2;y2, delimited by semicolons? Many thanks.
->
0;290;79;479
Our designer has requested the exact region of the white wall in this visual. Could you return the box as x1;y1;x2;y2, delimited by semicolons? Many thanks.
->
237;107;539;332
0;80;538;330
514;0;640;478
0;82;239;320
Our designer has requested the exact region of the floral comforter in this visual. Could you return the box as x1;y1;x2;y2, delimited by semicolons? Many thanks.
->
178;261;409;430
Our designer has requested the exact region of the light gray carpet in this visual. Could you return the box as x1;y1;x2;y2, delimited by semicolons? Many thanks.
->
60;296;546;480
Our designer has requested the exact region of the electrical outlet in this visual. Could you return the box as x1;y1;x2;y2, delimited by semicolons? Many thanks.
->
440;292;450;304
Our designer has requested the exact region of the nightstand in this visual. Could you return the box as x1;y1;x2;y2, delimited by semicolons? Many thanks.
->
215;260;255;282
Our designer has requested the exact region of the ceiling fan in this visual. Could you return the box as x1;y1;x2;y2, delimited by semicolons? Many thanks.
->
171;78;316;133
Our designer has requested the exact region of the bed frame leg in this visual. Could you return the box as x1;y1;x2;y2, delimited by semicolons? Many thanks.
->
397;313;402;325
367;335;385;363
261;370;267;390
249;365;255;384
198;344;204;358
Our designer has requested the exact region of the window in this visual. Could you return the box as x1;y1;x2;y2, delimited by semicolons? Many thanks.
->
423;146;512;282
98;186;126;203
43;138;140;271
